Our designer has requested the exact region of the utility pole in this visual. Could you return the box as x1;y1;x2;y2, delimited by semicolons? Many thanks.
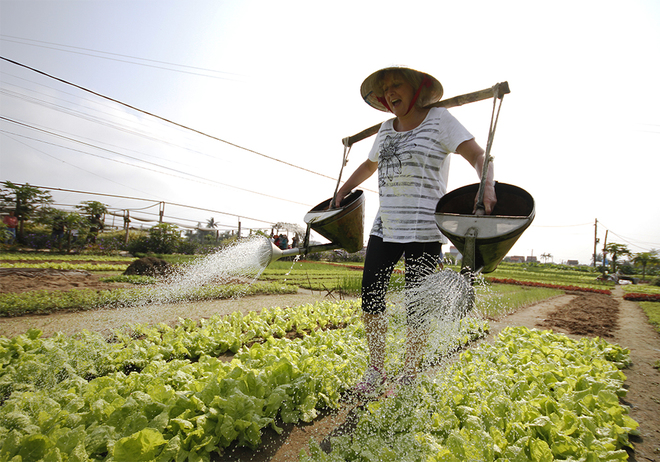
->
124;210;131;245
593;218;599;267
602;229;609;272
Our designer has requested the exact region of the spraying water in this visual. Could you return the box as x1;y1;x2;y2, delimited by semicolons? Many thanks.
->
164;237;271;289
406;269;475;327
383;267;485;375
114;236;275;308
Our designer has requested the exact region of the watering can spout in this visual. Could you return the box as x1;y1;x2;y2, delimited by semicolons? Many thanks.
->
260;242;302;267
260;189;366;268
260;241;342;267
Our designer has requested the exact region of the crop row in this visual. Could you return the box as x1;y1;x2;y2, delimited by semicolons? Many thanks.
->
0;254;135;262
485;277;612;295
0;262;129;271
303;326;637;462
488;266;611;289
0;282;297;317
622;284;660;295
623;293;660;302
0;301;489;461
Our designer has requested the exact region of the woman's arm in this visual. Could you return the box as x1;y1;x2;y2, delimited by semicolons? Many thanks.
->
333;159;377;207
455;138;497;214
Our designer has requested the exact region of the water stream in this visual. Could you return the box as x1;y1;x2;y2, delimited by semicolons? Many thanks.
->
114;236;274;309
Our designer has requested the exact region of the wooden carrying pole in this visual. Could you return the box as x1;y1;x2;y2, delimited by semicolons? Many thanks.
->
342;81;510;148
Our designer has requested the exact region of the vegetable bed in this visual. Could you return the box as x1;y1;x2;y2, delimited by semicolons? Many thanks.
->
0;300;487;461
304;327;637;462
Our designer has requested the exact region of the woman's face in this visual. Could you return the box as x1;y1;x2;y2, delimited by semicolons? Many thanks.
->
380;72;415;117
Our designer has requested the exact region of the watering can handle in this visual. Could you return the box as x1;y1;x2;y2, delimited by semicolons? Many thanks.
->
342;82;510;147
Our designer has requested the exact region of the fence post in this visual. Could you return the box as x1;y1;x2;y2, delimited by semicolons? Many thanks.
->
124;210;131;245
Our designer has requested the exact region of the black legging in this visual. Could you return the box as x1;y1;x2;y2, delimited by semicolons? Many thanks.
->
361;235;442;318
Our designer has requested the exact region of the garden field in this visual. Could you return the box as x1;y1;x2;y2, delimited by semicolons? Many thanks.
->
0;252;658;461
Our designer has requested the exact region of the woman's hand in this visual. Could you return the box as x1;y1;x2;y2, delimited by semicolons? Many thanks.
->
474;184;497;215
332;190;348;209
331;159;377;209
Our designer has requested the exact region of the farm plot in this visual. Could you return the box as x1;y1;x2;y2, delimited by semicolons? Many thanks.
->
0;253;658;460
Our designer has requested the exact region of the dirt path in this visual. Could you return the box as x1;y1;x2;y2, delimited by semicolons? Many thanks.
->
610;288;660;462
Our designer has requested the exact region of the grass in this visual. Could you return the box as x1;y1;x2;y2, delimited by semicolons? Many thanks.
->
475;283;563;318
260;259;364;293
488;262;615;290
639;301;660;333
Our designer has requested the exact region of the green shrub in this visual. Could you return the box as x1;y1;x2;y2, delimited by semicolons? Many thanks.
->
127;224;184;255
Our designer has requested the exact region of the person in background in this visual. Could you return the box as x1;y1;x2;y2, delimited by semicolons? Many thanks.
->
278;234;289;250
2;211;18;245
333;65;497;395
51;215;65;242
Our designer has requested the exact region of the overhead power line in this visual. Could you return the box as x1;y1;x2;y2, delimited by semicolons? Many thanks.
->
0;35;243;80
1;131;153;197
1;118;313;207
1;81;234;163
11;183;278;226
597;220;660;252
0;56;338;182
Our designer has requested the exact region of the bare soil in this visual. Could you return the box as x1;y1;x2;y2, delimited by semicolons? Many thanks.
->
0;269;658;461
0;268;133;294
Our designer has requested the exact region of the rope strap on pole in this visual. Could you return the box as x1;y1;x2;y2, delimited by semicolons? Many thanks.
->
475;85;506;213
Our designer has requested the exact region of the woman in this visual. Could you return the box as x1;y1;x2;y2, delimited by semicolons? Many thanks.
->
334;66;497;395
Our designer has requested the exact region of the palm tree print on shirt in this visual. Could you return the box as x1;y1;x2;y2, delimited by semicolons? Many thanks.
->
378;132;416;187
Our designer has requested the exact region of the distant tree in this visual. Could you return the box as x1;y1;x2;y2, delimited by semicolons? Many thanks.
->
206;217;219;242
633;250;660;281
604;242;631;273
0;181;53;243
76;201;108;244
147;223;182;254
540;253;553;264
76;200;108;218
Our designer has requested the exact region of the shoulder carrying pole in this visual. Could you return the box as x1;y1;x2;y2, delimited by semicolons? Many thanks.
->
342;81;510;148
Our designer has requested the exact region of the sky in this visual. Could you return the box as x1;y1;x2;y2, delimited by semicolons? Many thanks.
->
1;0;659;265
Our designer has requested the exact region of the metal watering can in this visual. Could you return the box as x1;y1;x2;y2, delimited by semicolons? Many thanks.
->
435;182;535;274
260;190;365;266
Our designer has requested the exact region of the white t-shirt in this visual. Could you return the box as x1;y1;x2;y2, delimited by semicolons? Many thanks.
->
368;107;474;243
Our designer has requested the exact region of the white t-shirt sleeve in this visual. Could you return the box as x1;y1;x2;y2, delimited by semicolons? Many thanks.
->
435;109;474;153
